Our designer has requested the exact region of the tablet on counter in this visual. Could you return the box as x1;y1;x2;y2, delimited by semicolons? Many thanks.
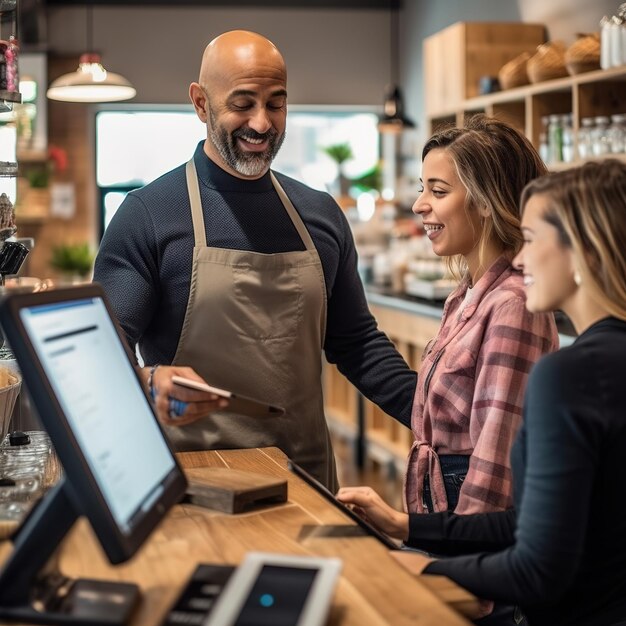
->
288;459;400;551
205;552;342;626
172;375;285;418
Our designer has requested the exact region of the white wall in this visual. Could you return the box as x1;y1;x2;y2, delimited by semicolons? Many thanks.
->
46;6;392;106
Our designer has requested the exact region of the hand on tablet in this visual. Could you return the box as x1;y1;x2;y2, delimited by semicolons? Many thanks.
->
144;365;229;426
336;486;410;541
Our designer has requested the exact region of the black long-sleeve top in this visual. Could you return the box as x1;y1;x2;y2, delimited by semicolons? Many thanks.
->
94;142;416;425
408;317;626;626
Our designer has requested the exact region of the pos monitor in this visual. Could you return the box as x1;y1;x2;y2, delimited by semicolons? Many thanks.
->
0;284;187;625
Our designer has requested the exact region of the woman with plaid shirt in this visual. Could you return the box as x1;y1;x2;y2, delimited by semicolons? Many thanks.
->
406;116;559;517
342;116;558;520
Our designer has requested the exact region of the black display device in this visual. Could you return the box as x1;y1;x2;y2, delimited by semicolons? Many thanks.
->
171;375;285;418
287;460;399;551
160;563;235;626
0;284;188;625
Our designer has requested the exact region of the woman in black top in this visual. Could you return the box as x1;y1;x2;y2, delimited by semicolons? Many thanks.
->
337;159;626;626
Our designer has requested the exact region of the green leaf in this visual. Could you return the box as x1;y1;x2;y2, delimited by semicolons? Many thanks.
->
321;143;353;164
50;243;94;277
349;165;383;192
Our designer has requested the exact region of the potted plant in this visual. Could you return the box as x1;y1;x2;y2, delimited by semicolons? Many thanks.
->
50;243;94;283
25;145;67;188
19;145;68;219
321;142;353;197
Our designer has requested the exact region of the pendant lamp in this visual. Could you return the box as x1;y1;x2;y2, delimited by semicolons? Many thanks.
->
46;6;136;103
378;1;415;134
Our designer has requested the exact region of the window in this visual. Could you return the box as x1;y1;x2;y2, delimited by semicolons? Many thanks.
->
95;106;379;235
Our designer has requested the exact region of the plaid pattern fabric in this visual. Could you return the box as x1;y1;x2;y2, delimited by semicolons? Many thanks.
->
405;256;559;515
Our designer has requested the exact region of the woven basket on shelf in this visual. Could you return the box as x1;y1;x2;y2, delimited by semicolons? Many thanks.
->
565;33;601;75
527;41;569;83
498;52;532;90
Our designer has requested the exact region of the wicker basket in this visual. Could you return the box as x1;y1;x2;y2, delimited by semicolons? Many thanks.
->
565;33;601;75
498;52;532;90
527;41;569;83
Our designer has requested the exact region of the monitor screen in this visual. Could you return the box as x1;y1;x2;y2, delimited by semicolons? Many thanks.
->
19;296;175;534
0;285;187;567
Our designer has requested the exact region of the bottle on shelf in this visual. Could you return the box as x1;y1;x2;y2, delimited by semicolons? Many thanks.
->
0;42;7;92
619;3;626;65
561;114;574;163
610;14;624;67
577;117;595;160
4;36;18;94
608;114;626;154
601;16;612;69
538;116;549;164
591;116;611;156
548;114;563;164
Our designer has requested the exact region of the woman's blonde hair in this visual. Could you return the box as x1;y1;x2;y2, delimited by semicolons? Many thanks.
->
520;159;626;321
422;114;547;280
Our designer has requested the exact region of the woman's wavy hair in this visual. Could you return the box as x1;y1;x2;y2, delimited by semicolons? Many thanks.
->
520;159;626;321
422;114;547;280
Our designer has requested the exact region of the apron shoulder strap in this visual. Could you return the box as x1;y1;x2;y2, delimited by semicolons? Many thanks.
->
270;171;316;251
186;159;207;247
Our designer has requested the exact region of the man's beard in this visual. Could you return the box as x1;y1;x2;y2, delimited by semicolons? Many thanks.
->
208;108;285;177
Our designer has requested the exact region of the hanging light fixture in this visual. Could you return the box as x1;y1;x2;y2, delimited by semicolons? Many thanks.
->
47;5;136;103
378;1;415;134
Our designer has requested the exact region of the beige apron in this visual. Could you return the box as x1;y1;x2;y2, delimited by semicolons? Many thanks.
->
167;159;338;491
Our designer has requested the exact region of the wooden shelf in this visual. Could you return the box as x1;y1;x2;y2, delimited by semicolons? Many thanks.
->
462;64;626;110
0;161;18;177
426;40;626;168
0;90;21;114
14;214;47;226
16;149;48;163
548;153;626;172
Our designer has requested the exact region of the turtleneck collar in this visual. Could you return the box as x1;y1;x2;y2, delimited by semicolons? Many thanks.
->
192;140;275;193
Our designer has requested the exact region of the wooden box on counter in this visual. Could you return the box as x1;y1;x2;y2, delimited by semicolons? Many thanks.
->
424;21;546;116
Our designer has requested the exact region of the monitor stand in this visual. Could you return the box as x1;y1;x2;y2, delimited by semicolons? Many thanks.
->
0;478;140;625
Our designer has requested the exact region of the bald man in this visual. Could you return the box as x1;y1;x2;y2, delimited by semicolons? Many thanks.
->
94;31;416;490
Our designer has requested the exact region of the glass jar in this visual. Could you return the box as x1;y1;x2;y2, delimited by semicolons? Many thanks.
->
0;431;53;522
548;114;563;163
560;114;574;163
608;114;626;154
577;117;595;159
591;116;611;156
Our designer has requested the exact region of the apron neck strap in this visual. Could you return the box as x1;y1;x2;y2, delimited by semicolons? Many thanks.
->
270;172;316;251
186;158;316;252
186;159;207;247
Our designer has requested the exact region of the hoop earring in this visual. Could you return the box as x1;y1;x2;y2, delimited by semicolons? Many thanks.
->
574;270;582;286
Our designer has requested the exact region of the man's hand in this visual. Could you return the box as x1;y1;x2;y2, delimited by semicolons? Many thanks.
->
141;365;229;426
336;486;410;541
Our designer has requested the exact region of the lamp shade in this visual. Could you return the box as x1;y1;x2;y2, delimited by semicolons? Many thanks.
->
47;53;136;103
378;86;415;134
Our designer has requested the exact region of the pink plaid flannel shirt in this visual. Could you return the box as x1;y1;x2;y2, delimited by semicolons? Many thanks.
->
405;256;559;515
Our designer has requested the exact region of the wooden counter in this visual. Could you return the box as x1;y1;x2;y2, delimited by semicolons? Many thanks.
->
0;447;478;625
